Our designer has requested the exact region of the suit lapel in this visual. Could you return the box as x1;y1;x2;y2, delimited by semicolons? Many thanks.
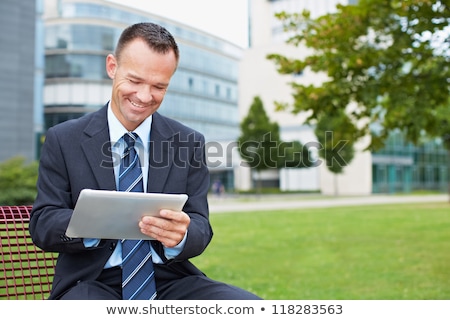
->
81;105;116;191
147;112;174;193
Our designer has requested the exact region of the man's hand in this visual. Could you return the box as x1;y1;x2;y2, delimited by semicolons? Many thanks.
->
139;209;190;247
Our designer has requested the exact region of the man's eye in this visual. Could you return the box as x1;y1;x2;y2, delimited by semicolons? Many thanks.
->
129;79;139;84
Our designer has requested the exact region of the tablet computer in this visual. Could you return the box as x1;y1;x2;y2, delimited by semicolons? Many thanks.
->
66;189;188;240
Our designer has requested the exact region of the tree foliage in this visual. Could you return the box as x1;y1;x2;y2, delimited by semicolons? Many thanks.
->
267;0;450;151
238;96;281;171
0;156;39;205
315;110;356;174
238;96;312;172
278;140;313;169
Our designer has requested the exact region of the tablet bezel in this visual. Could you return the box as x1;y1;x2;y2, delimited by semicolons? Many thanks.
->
66;189;188;240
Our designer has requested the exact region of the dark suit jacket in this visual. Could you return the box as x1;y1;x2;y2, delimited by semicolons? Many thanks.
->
29;104;213;299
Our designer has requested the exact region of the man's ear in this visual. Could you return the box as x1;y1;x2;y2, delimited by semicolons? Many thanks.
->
106;54;117;80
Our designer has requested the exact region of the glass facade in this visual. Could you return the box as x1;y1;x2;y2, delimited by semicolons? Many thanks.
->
45;24;118;51
372;131;449;193
58;2;242;57
43;1;241;143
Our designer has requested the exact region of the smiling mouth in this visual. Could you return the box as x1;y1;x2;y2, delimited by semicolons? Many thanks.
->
129;99;145;109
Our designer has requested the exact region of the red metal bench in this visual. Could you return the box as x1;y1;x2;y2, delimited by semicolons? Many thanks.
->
0;206;56;299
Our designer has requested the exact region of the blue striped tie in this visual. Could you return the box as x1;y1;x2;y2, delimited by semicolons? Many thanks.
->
119;132;157;300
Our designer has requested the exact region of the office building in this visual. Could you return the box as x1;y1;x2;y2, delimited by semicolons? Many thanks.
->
0;0;44;162
43;0;243;188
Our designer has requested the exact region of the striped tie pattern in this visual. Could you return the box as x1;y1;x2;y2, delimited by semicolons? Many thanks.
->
119;132;157;300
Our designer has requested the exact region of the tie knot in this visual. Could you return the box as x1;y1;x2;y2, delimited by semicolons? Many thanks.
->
124;132;138;149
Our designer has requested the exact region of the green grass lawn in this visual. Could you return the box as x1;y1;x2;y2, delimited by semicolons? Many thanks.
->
191;202;450;300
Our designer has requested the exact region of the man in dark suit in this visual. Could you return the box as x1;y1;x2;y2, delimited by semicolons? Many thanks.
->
29;22;261;300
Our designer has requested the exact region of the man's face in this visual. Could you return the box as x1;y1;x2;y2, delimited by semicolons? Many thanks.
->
106;38;177;131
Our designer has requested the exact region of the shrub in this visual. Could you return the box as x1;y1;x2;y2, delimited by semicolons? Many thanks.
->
0;156;38;205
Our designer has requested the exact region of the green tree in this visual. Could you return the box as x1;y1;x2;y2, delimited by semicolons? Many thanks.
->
238;96;312;191
0;156;39;205
238;96;281;190
315;110;357;195
267;0;449;151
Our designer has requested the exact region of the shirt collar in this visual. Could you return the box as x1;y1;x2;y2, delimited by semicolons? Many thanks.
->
107;101;152;148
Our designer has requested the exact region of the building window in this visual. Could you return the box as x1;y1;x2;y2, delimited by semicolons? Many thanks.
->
215;84;220;97
45;54;108;80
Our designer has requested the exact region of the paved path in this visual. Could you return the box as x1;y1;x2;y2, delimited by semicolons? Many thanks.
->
208;194;449;213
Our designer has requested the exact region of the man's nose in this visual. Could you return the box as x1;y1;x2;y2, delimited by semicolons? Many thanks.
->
136;85;153;103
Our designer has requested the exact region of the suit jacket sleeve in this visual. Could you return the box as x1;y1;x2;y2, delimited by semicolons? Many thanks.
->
29;107;116;256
